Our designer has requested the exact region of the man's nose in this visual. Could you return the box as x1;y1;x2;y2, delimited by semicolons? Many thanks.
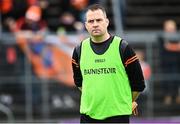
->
93;21;98;27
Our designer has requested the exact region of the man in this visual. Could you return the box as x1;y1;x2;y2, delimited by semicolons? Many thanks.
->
158;20;180;105
72;4;145;123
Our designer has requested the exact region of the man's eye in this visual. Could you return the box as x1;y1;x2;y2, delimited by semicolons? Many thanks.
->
96;19;102;22
88;20;94;23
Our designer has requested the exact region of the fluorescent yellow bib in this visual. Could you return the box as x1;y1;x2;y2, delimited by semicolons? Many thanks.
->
80;36;132;119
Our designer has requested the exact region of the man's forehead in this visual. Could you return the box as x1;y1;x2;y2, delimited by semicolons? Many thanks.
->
86;9;104;15
86;9;105;19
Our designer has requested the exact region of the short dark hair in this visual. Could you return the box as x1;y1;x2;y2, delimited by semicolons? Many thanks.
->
85;4;107;17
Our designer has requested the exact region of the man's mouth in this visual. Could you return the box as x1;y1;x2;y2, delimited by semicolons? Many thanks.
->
92;29;100;32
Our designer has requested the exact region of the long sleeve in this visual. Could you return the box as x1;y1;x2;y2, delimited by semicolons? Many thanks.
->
72;46;83;87
120;40;145;92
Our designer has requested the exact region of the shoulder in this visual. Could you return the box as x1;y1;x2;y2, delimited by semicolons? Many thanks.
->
119;38;129;53
74;42;82;52
111;35;129;52
113;35;128;46
76;37;90;49
120;39;129;48
73;37;89;57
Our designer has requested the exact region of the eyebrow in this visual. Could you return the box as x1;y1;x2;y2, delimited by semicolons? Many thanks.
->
87;18;103;22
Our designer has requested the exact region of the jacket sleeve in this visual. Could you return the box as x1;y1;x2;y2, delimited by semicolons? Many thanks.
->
120;40;145;92
72;45;83;87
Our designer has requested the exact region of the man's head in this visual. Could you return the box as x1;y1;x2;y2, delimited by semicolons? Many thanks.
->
85;4;109;38
25;5;42;22
163;19;177;33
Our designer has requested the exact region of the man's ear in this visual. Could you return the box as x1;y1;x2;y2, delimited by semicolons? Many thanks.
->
106;18;109;26
84;22;88;30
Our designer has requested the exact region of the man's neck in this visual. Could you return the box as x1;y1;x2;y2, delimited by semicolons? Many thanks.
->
91;33;110;43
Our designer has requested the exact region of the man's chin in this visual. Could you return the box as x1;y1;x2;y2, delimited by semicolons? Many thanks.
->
92;33;102;37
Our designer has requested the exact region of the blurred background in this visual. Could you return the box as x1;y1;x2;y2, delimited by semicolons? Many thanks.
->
0;0;180;123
